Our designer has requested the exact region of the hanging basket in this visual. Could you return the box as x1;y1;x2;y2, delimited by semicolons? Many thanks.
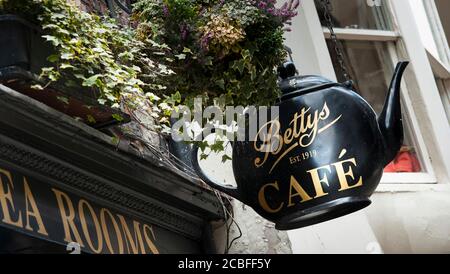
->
0;14;130;129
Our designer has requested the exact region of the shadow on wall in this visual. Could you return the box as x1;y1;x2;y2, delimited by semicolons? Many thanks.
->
367;191;450;254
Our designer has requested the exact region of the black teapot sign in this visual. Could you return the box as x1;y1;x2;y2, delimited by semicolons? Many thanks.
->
192;62;409;230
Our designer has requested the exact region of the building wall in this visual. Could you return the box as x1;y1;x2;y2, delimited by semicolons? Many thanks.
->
204;149;292;254
367;187;450;254
285;186;450;254
212;201;292;254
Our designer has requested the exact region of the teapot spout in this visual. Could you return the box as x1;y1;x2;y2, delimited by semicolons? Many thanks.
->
378;61;409;166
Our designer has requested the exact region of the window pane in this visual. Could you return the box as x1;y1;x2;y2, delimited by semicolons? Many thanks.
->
316;0;393;30
435;78;450;123
430;0;450;66
326;40;424;173
435;0;450;41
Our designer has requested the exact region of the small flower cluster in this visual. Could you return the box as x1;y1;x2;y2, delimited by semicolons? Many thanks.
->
251;0;300;30
200;15;245;57
134;0;300;113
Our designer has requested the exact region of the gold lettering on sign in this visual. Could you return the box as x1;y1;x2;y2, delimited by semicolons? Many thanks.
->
143;224;160;254
100;208;125;254
118;215;146;254
288;176;313;207
79;199;103;254
0;169;23;228
254;103;342;173
258;182;284;213
24;178;48;236
52;189;85;247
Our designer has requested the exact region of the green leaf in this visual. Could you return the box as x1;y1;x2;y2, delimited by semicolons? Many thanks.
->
86;115;96;124
210;141;225;153
74;74;85;80
82;74;102;87
31;84;43;90
48;72;59;82
60;63;74;69
111;136;120;145
98;98;107;105
42;35;60;46
215;79;225;90
41;67;54;73
112;114;124;122
57;96;69;105
47;54;59;63
222;154;232;163
197;141;209;152
60;52;73;60
175;53;186;60
204;57;213;66
182;47;193;54
234;60;245;74
172;91;181;103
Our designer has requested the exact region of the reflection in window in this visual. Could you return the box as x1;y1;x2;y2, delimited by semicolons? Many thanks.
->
428;0;450;66
316;0;393;30
326;40;424;173
435;0;450;43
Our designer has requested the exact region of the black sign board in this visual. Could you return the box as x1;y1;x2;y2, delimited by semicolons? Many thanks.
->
0;164;201;254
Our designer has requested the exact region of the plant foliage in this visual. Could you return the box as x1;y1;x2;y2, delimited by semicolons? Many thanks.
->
133;0;299;109
0;0;172;124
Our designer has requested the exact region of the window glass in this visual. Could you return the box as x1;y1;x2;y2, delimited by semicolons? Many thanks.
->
435;78;450;123
326;40;424;173
434;0;450;50
316;0;393;30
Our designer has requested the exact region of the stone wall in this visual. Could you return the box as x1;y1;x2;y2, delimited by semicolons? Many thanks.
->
212;200;292;254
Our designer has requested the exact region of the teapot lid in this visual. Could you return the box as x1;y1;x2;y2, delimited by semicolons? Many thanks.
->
277;62;345;101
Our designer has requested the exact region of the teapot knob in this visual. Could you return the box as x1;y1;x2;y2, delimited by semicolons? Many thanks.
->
278;61;297;80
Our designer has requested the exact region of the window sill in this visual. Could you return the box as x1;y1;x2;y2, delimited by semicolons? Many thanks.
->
380;172;437;184
375;183;449;193
323;27;399;41
375;172;440;193
427;49;450;78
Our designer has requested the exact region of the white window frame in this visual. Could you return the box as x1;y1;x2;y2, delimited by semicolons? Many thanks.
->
426;48;450;123
421;0;450;67
435;78;450;122
321;2;436;184
391;0;450;187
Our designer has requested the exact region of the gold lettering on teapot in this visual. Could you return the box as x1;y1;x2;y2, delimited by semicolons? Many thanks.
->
333;158;363;191
254;102;342;173
258;182;284;213
287;176;312;207
258;152;364;213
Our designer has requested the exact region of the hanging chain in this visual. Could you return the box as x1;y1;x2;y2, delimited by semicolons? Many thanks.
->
320;0;352;82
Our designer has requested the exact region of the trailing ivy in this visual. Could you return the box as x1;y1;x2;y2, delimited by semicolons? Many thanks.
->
0;0;173;125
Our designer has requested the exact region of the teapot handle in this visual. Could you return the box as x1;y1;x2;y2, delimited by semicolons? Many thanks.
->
191;143;244;202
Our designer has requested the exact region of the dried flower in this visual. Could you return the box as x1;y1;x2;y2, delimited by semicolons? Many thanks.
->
200;15;245;56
